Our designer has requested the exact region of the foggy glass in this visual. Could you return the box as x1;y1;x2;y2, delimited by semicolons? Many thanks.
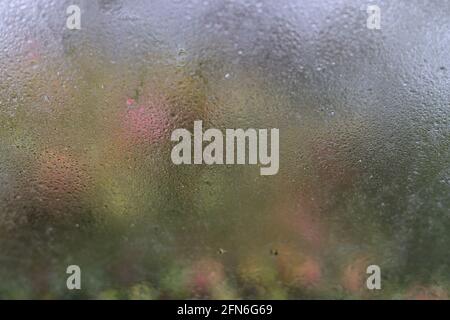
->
0;0;449;299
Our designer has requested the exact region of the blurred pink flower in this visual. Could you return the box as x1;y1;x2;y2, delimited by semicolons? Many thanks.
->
121;98;171;145
188;258;225;295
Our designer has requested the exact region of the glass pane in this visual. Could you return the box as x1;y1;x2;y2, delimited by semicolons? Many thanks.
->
0;0;449;299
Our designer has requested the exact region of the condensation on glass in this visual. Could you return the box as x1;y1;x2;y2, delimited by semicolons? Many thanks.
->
0;0;449;299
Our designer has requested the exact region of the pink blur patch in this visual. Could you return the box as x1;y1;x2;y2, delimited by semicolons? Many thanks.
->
297;257;322;287
122;100;170;144
188;258;225;295
126;98;136;107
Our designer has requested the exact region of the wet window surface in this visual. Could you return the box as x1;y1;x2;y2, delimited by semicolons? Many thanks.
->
0;0;449;299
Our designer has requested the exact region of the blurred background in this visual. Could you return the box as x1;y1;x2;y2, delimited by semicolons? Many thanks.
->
0;0;449;299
